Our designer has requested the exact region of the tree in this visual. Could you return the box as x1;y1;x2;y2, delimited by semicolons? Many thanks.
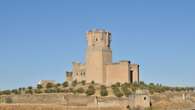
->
5;97;13;103
112;87;123;97
100;85;108;96
34;89;42;94
71;80;77;87
81;80;86;85
37;84;43;89
139;81;145;85
68;88;73;93
91;80;95;85
25;89;33;94
45;88;57;93
2;90;11;95
56;88;63;93
18;88;22;91
11;89;20;95
77;87;85;93
116;82;121;87
46;83;54;89
56;83;61;87
121;85;131;97
28;86;32;90
86;85;95;96
63;81;69;88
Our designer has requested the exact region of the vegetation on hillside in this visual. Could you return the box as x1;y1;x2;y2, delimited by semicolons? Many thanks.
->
0;80;194;97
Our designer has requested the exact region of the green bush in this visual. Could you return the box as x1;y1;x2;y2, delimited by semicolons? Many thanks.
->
91;80;95;84
63;81;69;87
34;89;42;94
100;85;108;96
81;80;86;85
68;88;73;92
121;85;131;97
37;84;43;89
71;80;77;87
5;97;13;103
46;83;54;88
56;88;62;93
111;84;117;89
56;83;61;87
25;89;33;94
11;89;20;95
18;88;22;91
2;90;11;95
45;88;57;93
77;87;85;93
86;85;95;96
28;86;33;90
115;82;121;87
112;87;123;97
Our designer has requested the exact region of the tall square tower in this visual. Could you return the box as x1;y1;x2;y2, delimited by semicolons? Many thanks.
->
85;29;112;84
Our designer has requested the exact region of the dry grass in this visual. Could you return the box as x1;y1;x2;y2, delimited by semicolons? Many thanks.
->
0;104;126;110
151;91;195;110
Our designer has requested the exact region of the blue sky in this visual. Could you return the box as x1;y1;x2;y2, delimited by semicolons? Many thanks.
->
0;0;195;90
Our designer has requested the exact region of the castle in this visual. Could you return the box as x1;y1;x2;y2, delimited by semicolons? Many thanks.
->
66;29;140;85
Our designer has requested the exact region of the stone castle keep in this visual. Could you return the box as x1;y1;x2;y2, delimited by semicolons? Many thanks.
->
66;29;140;85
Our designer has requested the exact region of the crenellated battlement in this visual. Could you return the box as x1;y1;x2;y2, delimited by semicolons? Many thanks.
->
86;29;111;48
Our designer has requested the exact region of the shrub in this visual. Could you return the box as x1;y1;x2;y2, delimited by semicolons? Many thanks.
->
68;88;73;93
18;88;22;91
91;80;95;84
37;84;43;89
34;89;42;94
100;85;108;96
121;85;131;97
28;86;33;90
86;85;95;96
2;90;11;95
46;83;54;88
22;88;25;91
60;89;66;92
45;88;57;93
72;80;77;87
63;81;69;87
11;89;20;95
25;89;33;94
112;87;123;97
77;87;85;93
5;97;13;103
139;81;145;85
81;80;86;85
56;83;61;87
111;84;117;89
116;82;121;87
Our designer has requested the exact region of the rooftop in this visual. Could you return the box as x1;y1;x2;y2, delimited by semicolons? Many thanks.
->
88;28;109;33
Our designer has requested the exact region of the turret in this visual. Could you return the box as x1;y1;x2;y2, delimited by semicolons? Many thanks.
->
86;29;111;48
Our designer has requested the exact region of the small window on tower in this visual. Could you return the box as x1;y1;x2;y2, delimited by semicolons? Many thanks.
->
96;38;98;41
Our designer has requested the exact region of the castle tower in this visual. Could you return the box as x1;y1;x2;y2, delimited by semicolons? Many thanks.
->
85;29;112;84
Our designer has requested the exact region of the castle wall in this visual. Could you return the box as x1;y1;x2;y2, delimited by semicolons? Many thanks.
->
86;49;104;84
106;61;130;85
72;62;86;82
130;64;139;83
66;29;140;85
